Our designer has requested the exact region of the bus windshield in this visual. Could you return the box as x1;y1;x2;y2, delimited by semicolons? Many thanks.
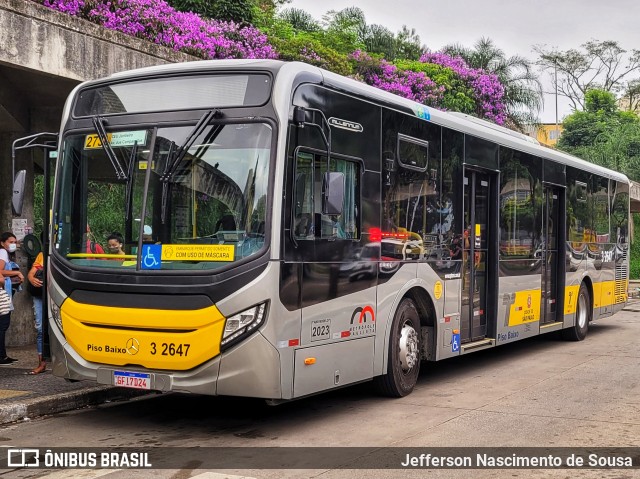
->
53;122;272;271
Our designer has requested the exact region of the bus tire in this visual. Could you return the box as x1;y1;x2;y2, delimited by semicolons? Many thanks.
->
374;298;421;397
562;283;591;341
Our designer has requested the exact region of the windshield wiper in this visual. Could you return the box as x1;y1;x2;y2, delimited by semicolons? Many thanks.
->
160;109;220;182
159;109;221;224
192;123;224;161
92;115;127;180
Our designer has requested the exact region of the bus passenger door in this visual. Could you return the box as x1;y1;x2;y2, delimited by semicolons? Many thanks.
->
290;150;377;397
541;185;565;324
461;170;495;343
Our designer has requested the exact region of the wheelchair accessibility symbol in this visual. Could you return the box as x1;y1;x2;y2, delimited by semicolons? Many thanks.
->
451;332;460;353
141;244;161;270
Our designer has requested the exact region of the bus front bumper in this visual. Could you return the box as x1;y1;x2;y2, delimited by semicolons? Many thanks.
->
49;324;282;399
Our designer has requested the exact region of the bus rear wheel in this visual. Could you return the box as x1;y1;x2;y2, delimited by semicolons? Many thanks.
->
374;298;421;397
562;283;591;341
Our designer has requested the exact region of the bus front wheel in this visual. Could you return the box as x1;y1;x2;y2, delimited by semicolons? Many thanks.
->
374;298;421;397
562;283;591;341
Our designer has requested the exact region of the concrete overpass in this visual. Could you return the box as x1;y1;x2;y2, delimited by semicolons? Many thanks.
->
0;0;195;345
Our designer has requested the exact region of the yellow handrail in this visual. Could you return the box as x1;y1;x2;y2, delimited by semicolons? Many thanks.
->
66;253;137;259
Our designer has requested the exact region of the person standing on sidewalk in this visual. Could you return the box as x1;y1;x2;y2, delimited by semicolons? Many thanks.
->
0;273;12;365
1;232;24;289
0;232;24;365
27;252;46;374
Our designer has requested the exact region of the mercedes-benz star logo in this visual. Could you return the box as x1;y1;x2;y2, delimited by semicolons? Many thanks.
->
126;338;140;355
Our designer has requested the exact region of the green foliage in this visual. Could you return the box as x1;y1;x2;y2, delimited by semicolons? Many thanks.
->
558;111;609;149
558;89;640;158
169;0;254;23
321;7;366;54
270;33;353;76
397;60;476;113
168;0;213;18
251;0;290;31
278;8;320;32
168;0;212;17
33;175;127;248
584;89;617;114
565;122;640;180
364;24;395;59
87;182;127;246
393;26;424;61
33;175;45;238
212;0;254;23
363;25;424;61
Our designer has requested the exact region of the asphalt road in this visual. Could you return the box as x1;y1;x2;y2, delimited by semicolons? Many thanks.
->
2;302;640;479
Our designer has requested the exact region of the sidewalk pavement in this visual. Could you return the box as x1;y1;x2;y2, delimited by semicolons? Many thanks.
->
0;345;149;425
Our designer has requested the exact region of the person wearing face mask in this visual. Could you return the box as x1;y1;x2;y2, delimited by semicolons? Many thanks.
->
106;232;125;256
0;232;24;292
0;232;23;365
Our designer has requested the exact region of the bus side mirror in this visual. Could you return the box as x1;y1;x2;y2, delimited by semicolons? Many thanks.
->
293;106;306;126
12;169;26;216
322;172;344;216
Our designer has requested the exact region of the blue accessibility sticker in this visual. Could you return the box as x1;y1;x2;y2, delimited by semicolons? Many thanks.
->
452;332;460;353
141;244;161;270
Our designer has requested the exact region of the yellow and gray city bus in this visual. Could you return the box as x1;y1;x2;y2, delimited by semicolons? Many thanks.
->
47;60;630;400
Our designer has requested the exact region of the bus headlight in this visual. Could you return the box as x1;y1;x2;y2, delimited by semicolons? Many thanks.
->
221;302;267;350
50;298;63;333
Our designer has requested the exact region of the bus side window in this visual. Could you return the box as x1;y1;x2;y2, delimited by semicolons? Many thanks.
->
292;151;360;240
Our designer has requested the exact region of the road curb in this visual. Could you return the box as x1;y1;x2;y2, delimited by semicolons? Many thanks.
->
0;386;149;425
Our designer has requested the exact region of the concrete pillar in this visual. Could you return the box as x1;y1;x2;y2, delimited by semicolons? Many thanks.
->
1;132;37;347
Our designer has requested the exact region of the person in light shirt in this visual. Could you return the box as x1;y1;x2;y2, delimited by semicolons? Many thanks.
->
0;232;23;365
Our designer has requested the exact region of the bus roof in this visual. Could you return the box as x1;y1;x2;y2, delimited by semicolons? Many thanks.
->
97;59;629;184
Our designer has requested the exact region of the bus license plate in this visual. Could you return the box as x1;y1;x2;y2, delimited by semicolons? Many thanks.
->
113;371;151;390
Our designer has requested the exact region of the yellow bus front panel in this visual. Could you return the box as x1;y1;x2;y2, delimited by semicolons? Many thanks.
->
61;297;226;370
